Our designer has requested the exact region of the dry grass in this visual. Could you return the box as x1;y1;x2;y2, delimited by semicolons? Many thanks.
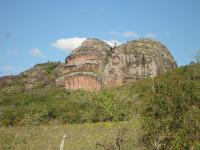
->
0;117;144;150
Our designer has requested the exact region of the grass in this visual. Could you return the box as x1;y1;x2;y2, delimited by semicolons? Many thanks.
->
0;117;143;150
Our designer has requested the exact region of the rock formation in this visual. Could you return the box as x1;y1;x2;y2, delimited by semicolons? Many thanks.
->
103;39;177;87
56;38;111;91
56;38;177;91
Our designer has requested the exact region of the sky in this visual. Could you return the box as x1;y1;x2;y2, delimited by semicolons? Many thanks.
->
0;0;200;76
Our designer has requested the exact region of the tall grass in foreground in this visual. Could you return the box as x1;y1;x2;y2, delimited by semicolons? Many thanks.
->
0;118;143;150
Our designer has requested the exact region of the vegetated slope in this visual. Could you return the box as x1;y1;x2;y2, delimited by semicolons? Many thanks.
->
0;62;137;126
0;62;200;149
138;63;200;149
0;61;61;91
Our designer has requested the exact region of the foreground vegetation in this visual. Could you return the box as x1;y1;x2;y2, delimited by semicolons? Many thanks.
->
0;119;143;150
138;63;200;149
0;62;200;149
0;86;137;126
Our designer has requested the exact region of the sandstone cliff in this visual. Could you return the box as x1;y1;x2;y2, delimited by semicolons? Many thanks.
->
56;38;177;91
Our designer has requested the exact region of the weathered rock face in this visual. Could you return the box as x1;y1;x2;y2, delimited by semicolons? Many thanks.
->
56;38;112;91
103;39;177;87
56;38;177;91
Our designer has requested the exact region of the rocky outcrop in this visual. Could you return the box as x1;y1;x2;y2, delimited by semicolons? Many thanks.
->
56;38;112;91
103;39;177;87
0;76;17;87
0;62;62;91
20;62;61;90
56;38;177;91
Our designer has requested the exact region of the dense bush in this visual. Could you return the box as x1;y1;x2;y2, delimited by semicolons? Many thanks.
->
90;89;134;122
139;63;200;149
0;86;135;126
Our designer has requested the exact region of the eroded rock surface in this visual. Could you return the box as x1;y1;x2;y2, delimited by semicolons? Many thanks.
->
103;39;177;87
56;38;177;91
56;38;112;91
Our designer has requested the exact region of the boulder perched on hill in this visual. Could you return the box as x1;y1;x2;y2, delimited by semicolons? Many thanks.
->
56;38;177;91
104;39;177;87
56;38;112;91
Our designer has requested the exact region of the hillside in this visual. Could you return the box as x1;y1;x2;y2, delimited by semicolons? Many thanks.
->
0;62;61;91
0;62;200;149
0;61;137;126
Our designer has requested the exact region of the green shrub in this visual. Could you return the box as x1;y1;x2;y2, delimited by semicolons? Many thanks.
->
0;86;134;126
139;63;200;149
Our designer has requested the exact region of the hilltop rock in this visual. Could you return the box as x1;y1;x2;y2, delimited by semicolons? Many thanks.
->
57;38;177;91
56;38;112;91
103;39;177;87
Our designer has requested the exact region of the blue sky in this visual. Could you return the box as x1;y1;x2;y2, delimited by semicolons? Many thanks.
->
0;0;200;76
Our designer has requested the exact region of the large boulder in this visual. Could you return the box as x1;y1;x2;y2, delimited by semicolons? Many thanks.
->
56;38;112;91
103;39;177;87
57;38;177;91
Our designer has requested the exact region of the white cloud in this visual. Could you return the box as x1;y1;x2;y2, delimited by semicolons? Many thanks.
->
30;48;42;57
109;31;139;38
6;50;18;55
164;32;170;36
4;65;14;72
52;37;124;50
52;37;87;51
145;33;156;39
109;31;119;35
0;65;15;76
121;31;138;38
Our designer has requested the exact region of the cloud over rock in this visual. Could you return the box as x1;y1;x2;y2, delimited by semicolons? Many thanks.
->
52;37;123;51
